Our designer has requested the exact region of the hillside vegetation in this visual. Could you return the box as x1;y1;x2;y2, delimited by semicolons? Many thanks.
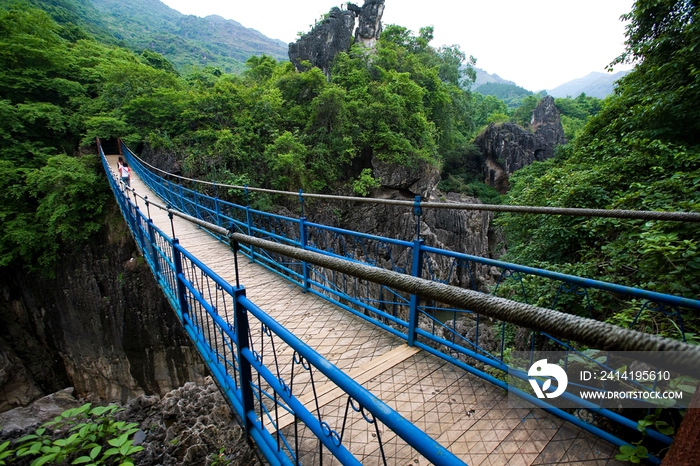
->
0;4;481;269
475;82;538;108
0;1;698;338
497;0;700;336
26;0;287;73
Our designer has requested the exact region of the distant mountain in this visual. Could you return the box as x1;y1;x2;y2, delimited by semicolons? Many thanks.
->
31;0;288;73
474;82;540;109
471;67;517;89
547;71;631;99
475;81;533;99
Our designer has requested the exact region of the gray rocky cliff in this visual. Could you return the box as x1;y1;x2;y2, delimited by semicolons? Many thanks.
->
475;122;547;193
354;0;385;48
0;205;205;414
117;378;258;465
475;95;566;193
288;0;385;78
309;190;500;294
288;7;356;77
371;155;440;199
530;95;567;150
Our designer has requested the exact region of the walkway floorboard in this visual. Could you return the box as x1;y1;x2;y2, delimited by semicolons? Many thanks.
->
108;156;624;465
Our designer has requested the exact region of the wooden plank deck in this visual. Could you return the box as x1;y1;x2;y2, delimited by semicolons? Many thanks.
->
107;155;624;465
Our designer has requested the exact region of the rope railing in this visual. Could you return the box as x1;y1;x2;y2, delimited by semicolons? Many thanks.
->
100;146;468;465
115;142;700;462
129;191;700;375
128;150;700;223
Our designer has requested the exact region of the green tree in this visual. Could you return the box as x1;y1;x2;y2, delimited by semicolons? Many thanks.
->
266;131;309;191
554;93;603;140
472;94;508;129
140;49;179;75
496;0;700;331
245;54;279;84
0;155;108;271
475;82;534;108
608;0;700;145
510;95;539;127
0;4;169;272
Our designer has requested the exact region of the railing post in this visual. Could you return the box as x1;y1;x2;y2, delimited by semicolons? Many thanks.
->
213;183;221;227
167;179;174;205
134;206;145;251
244;186;254;263
194;190;200;219
298;189;305;218
407;195;424;346
127;202;139;239
148;219;160;277
172;239;189;321
413;195;422;239
298;189;310;292
407;237;424;346
233;286;255;435
300;216;310;293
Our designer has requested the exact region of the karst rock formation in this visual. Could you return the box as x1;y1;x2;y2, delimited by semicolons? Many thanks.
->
475;95;566;193
288;0;385;78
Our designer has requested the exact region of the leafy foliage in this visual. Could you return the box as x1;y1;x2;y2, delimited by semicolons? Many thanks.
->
1;2;484;270
614;407;679;463
352;168;381;196
0;4;186;272
7;403;143;466
555;93;603;140
27;0;287;74
3;0;698;333
610;0;700;146
108;23;478;195
497;1;700;336
475;82;536;108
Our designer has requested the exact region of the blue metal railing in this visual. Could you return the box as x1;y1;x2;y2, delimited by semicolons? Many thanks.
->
115;142;700;464
100;144;466;465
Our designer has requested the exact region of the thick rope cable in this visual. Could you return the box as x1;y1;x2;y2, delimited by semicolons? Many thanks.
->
128;189;700;375
126;150;700;223
225;232;700;374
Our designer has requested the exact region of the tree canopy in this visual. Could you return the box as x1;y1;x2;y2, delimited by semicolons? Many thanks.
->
2;0;697;337
0;5;176;271
0;3;482;271
110;23;479;194
497;0;700;336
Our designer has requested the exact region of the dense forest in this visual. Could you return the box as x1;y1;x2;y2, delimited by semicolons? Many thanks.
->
498;0;700;335
23;0;288;72
0;0;698;341
474;82;541;109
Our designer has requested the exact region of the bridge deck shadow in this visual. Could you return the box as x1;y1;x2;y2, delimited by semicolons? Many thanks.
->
107;155;624;465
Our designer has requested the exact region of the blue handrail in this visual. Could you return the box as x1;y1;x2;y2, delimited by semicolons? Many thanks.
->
113;141;700;464
99;142;466;465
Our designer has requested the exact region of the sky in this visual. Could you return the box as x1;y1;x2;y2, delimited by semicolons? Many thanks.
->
158;0;635;91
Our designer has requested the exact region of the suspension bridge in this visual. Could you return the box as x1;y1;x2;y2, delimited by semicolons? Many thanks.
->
99;139;700;465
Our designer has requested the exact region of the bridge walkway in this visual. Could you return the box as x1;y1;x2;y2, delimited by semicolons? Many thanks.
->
107;155;623;465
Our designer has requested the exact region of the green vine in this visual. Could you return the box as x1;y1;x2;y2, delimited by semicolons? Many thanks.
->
616;408;675;464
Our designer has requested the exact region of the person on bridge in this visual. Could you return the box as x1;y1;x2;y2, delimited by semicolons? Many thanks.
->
119;161;131;187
